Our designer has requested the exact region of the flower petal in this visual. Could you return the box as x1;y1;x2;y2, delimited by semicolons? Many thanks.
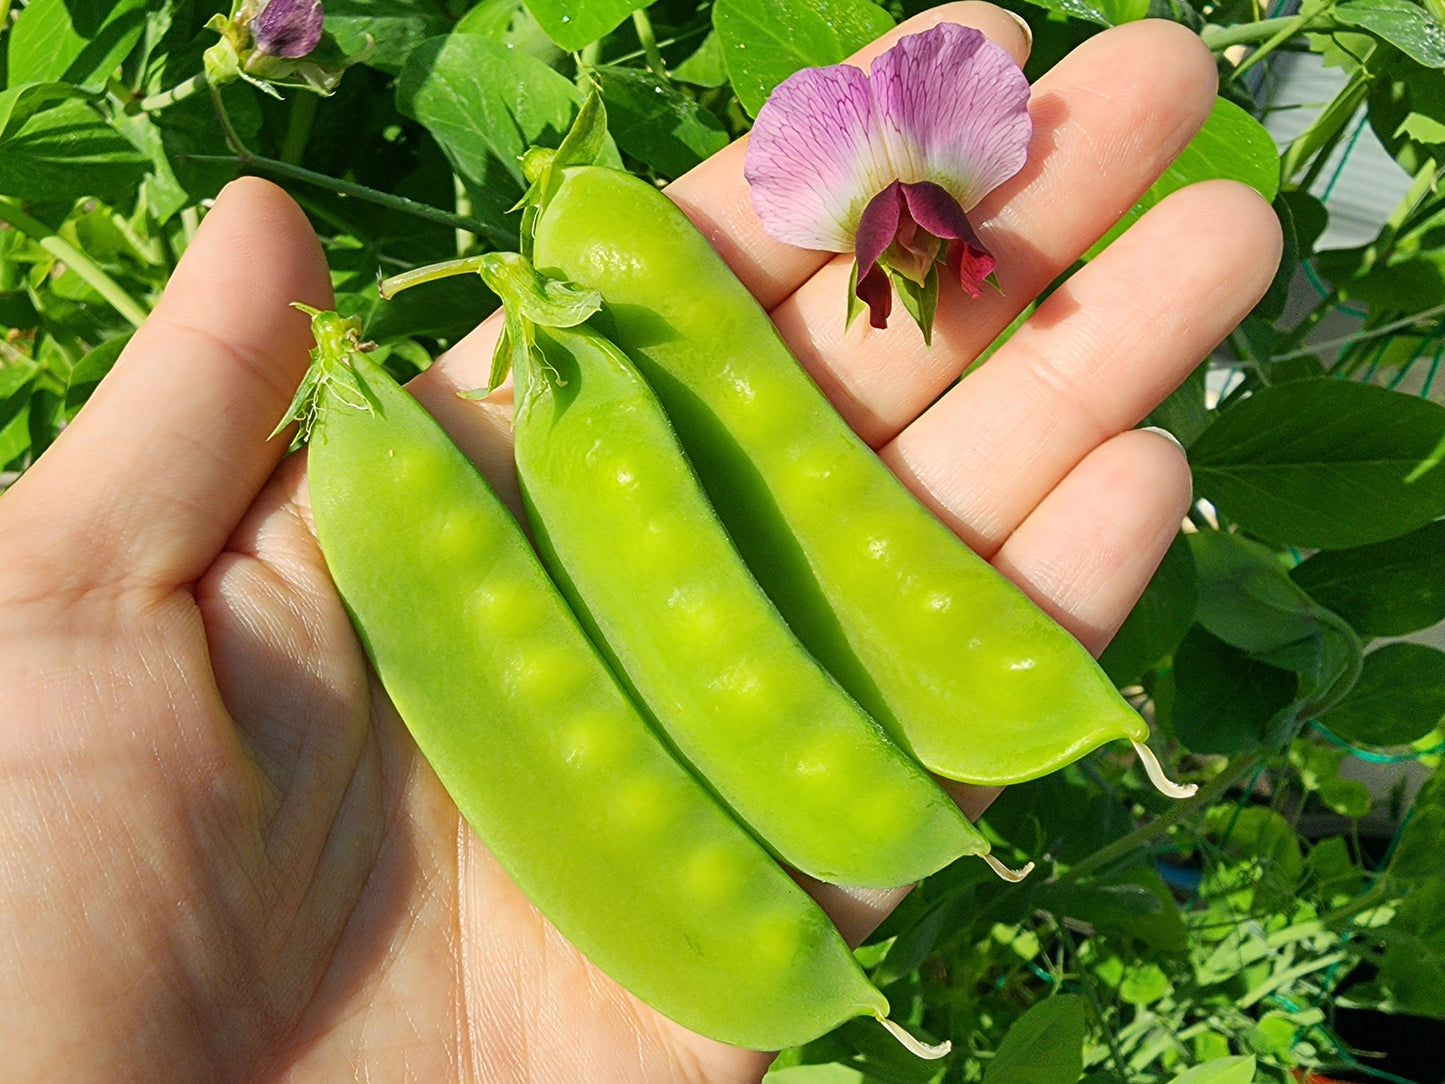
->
869;23;1032;212
856;262;893;328
744;64;894;253
252;0;325;59
855;181;903;287
946;237;996;298
897;181;969;245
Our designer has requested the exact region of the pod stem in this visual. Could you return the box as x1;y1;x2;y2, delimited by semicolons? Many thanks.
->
378;255;488;300
876;1016;951;1060
982;852;1035;883
1132;740;1198;799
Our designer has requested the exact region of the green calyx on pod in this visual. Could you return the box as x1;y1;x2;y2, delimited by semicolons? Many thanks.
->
268;303;373;449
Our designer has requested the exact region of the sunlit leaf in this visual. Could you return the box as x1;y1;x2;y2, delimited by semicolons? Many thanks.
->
1191;380;1445;549
713;0;894;117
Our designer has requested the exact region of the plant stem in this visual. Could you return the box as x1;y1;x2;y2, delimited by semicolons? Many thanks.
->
1276;302;1445;361
1060;753;1266;885
1231;0;1335;80
1280;68;1372;185
1201;14;1305;50
0;0;12;33
184;153;513;247
632;8;668;78
0;199;150;327
1054;919;1130;1081
207;79;250;155
138;72;209;112
279;90;318;165
454;173;476;256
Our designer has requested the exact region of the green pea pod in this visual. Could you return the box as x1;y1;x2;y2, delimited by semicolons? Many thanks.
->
502;300;989;888
292;306;902;1052
531;166;1191;795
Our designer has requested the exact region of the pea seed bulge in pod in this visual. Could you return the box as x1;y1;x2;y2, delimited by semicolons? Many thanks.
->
4;0;1445;1080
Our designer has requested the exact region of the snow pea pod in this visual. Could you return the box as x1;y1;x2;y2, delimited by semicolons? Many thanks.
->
532;166;1189;793
506;303;988;888
291;307;900;1052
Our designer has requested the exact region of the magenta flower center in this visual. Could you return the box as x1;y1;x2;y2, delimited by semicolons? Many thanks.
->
853;180;997;330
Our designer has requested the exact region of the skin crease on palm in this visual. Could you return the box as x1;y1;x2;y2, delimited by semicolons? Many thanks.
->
0;5;1281;1082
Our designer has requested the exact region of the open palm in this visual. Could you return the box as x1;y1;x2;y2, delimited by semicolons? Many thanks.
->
0;8;1279;1082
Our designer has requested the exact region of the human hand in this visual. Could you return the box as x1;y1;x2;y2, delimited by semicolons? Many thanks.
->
0;6;1280;1081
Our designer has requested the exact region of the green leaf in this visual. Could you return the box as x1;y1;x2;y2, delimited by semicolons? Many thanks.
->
1165;1054;1256;1084
594;65;728;178
396;34;614;232
1388;769;1445;882
1036;875;1186;951
325;0;453;74
982;994;1086;1084
1304;834;1365;899
521;0;652;51
1290;520;1445;636
0;99;149;204
1291;739;1373;816
0;82;92;141
672;30;730;87
763;1065;867;1084
713;0;895;117
1204;804;1305;896
1100;530;1198;685
455;0;567;68
1189;531;1362;719
1120;961;1171;1006
1014;0;1149;28
1333;0;1445;67
1368;62;1445;179
1172;625;1299;754
0;390;34;468
1087;98;1280;259
1190;380;1445;549
64;332;131;420
1145;362;1210;446
1373;873;1445;1019
6;0;148;88
1322;642;1445;746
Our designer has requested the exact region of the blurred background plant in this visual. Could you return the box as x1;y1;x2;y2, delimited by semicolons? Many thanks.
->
1;0;1443;1081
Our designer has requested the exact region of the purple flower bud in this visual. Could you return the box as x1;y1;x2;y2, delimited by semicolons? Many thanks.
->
251;0;325;59
743;23;1030;337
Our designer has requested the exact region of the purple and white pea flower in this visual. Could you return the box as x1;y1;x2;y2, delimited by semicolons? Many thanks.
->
743;23;1033;344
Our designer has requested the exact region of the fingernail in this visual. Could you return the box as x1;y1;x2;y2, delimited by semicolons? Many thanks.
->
1140;425;1187;455
1003;7;1033;51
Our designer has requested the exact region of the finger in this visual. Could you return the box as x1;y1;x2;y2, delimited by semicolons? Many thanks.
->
0;178;332;591
772;19;1222;445
990;428;1193;656
664;1;1034;312
881;179;1281;556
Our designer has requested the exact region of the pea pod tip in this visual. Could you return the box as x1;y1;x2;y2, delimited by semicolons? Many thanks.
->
1132;740;1198;799
876;1016;951;1060
982;853;1035;883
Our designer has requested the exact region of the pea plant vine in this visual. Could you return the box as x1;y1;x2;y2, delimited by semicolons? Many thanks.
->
2;0;1444;1081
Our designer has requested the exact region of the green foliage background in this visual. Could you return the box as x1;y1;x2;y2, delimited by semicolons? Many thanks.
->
2;0;1445;1081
